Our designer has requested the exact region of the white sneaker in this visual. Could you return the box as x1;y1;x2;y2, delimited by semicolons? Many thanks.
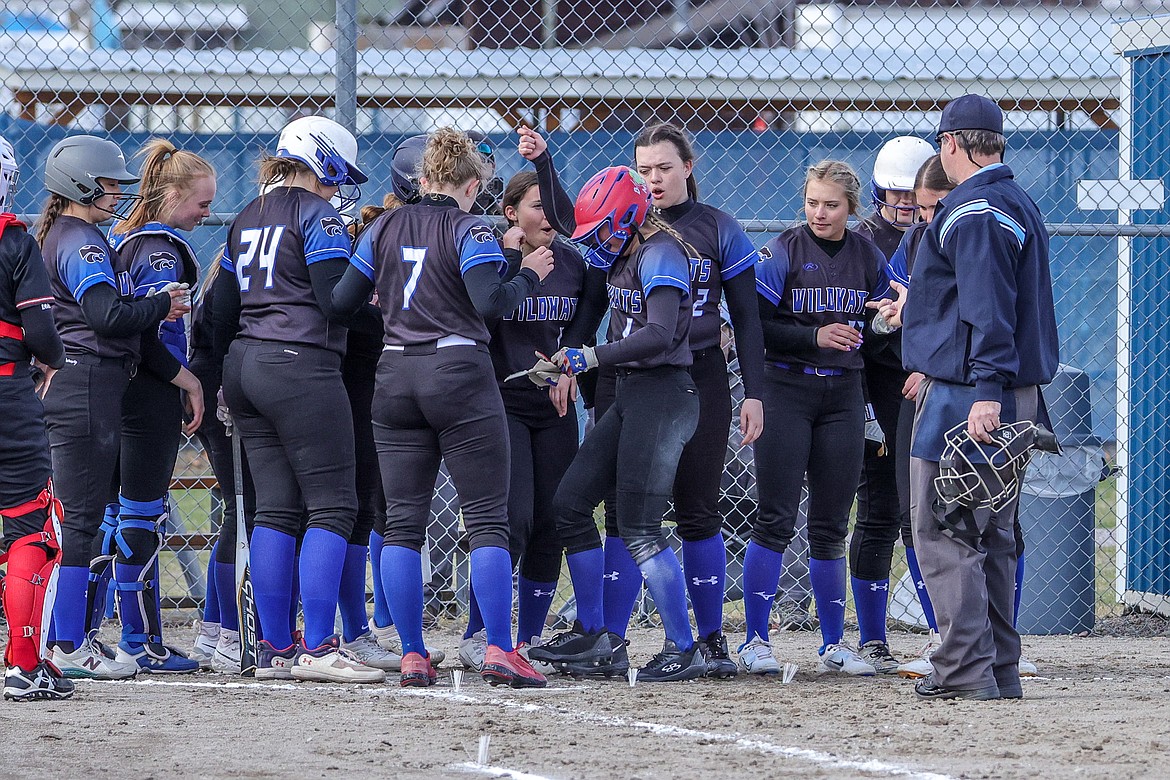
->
211;629;242;674
341;630;402;671
897;631;941;679
736;637;781;675
371;621;445;666
291;636;386;684
518;637;555;675
817;643;876;676
1018;654;1038;677
190;621;220;669
458;629;488;672
51;637;138;680
858;640;901;674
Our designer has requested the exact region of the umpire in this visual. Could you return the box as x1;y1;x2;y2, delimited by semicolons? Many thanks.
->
902;95;1058;701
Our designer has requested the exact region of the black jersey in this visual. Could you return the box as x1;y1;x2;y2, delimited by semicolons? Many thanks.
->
42;215;139;359
756;225;887;371
490;239;584;382
0;218;54;365
658;199;758;351
110;222;200;365
605;231;692;370
220;187;353;354
351;199;506;345
858;215;905;262
858;217;911;369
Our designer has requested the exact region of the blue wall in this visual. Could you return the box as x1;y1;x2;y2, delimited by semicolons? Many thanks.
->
1;117;1121;439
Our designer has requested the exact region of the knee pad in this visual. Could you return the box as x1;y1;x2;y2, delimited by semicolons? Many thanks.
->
622;533;669;566
114;495;168;566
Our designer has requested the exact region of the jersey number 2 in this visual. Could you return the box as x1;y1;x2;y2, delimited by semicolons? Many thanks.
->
692;289;709;318
401;247;427;310
236;226;285;293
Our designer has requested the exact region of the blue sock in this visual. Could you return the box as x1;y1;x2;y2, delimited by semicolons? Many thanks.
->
250;527;296;649
810;557;847;650
904;546;938;632
289;556;301;637
566;547;604;633
470;546;514;652
202;541;221;624
517;575;557;645
380;545;425;656
682;533;726;638
602;536;642;638
1013;551;1025;627
464;583;485;640
743;541;784;644
638;547;693;651
337;544;370;642
851;575;889;646
214;561;238;631
52;566;90;649
368;531;392;628
298;529;347;648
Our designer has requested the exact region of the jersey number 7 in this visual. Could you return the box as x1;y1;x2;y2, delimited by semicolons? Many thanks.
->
401;246;427;309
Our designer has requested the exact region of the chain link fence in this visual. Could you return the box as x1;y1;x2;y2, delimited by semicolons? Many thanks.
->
2;0;1167;631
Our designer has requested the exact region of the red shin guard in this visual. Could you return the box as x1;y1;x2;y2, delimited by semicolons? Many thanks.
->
1;486;63;671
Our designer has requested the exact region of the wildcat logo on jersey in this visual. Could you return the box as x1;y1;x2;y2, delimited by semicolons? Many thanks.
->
80;245;106;264
758;246;773;261
320;216;346;237
149;251;177;271
469;225;495;244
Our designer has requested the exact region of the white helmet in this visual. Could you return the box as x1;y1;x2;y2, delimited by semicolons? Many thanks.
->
0;135;16;212
872;136;935;226
275;115;366;211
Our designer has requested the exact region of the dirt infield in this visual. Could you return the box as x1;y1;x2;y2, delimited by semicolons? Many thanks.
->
4;624;1168;780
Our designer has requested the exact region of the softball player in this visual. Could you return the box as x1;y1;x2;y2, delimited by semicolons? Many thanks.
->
0;136;72;700
106;139;213;674
850;136;934;673
213;115;384;683
525;166;704;682
518;125;765;679
743;160;888;676
333;127;553;688
38;136;191;680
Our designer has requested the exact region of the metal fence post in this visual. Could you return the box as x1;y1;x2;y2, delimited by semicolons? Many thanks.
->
335;0;358;134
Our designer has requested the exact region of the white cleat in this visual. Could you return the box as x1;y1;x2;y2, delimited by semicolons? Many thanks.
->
211;629;242;675
291;636;386;684
372;621;444;666
190;621;220;670
736;637;781;675
1018;654;1038;677
51;637;138;680
897;631;941;679
458;629;488;672
817;643;877;676
341;630;403;671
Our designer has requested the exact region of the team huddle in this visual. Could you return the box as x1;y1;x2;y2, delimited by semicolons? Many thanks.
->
0;93;1058;703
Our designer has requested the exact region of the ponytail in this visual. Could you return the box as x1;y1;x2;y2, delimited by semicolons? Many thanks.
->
115;138;215;235
35;194;69;247
644;211;698;260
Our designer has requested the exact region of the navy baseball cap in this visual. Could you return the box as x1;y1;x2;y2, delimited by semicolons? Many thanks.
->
938;95;1003;135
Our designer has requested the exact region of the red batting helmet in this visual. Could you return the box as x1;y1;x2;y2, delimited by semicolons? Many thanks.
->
570;166;652;269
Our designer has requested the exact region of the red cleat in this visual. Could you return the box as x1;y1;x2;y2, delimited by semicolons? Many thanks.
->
399;651;437;688
481;645;547;688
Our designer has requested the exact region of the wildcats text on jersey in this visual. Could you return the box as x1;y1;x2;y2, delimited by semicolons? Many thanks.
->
503;295;577;322
790;287;870;315
607;284;643;314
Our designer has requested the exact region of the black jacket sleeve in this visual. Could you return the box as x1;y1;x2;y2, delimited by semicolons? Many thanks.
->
18;304;64;369
138;331;181;382
463;263;539;320
559;266;607;348
533;151;578;237
593;287;682;366
723;269;765;400
210;268;242;372
758;294;819;356
308;257;382;336
79;283;170;339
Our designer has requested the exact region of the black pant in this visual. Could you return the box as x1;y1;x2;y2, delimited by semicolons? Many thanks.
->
670;347;733;542
753;367;864;558
851;360;906;579
120;370;182;503
557;366;699;564
0;373;54;545
222;339;356;539
343;351;383;546
373;345;510;552
42;357;132;567
502;386;578;582
189;362;255;565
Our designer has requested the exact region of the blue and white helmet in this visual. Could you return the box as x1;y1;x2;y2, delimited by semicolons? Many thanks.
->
0;135;16;212
275;116;367;211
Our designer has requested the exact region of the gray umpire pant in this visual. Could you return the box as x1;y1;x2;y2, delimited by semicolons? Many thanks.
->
910;383;1037;693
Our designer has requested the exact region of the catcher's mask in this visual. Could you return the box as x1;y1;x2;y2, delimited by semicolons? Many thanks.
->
935;421;1058;511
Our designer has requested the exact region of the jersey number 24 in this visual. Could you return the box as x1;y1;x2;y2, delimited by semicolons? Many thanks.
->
236;226;286;293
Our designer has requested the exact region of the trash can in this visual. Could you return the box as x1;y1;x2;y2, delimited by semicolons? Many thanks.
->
1016;365;1106;635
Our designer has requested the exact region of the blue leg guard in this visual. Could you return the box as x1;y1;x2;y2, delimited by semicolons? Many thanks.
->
84;503;119;634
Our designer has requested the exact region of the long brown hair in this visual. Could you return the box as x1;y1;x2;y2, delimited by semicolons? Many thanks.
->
914;154;952;193
643;210;698;260
35;194;70;246
634;122;699;202
113;138;215;235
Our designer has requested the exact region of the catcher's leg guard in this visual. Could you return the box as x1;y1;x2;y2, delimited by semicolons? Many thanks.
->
84;503;119;634
112;495;167;651
1;484;64;670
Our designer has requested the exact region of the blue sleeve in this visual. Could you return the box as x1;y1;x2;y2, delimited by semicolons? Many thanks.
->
302;202;353;266
717;216;759;280
754;238;789;306
129;239;183;298
639;242;691;298
350;226;377;282
219;242;234;274
457;222;506;276
885;231;912;291
62;241;117;301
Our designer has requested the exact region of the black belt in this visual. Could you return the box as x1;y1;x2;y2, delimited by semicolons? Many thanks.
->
768;360;846;378
65;353;137;372
615;364;686;378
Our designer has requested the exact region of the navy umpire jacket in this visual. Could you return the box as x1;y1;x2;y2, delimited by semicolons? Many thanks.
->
902;163;1059;404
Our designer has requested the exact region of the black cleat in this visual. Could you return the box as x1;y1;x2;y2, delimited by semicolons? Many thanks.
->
914;673;1000;701
527;621;612;671
699;631;738;679
636;640;706;683
4;661;75;702
562;633;630;678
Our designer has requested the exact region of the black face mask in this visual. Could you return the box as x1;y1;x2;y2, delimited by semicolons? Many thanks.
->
471;177;504;216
